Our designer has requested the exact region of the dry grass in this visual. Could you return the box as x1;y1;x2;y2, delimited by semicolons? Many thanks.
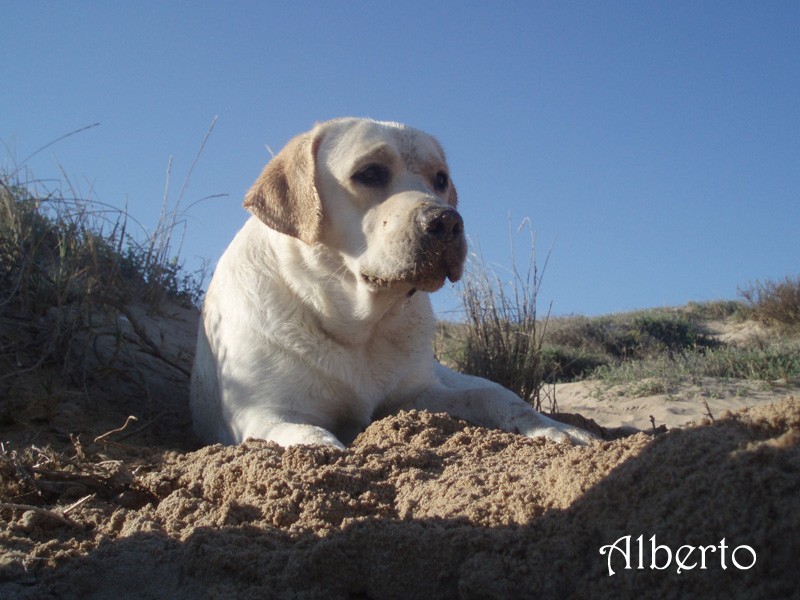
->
739;275;800;331
455;223;552;410
1;125;217;442
0;174;205;382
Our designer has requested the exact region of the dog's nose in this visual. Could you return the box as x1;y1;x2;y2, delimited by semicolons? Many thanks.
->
416;205;464;242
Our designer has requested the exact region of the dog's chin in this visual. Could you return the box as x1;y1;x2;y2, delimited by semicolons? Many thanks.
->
360;267;461;294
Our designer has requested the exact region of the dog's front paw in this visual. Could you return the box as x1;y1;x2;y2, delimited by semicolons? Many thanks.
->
243;421;346;448
528;421;597;445
513;410;598;445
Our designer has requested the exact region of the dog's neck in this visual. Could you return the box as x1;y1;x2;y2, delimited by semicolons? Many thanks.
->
262;223;436;346
301;260;434;347
312;286;433;347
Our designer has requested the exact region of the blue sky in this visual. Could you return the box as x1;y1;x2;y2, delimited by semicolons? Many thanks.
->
3;1;798;318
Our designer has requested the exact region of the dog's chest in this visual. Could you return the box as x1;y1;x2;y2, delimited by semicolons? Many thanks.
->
364;325;425;386
313;312;432;404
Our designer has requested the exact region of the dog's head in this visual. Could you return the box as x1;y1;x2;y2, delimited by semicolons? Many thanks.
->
244;118;467;294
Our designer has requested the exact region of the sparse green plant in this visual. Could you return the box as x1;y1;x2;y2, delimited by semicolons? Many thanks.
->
696;342;800;383
1;176;207;308
591;339;800;396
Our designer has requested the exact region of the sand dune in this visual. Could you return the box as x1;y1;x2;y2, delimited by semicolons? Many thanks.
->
1;303;798;598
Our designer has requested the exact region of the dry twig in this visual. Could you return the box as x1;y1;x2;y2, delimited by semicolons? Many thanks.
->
62;493;95;516
702;399;715;422
93;415;139;444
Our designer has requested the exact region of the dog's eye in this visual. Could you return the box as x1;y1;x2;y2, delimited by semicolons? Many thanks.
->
352;164;391;188
433;171;450;192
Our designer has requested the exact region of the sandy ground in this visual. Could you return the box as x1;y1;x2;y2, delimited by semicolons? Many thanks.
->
1;304;799;599
553;314;800;432
554;377;796;431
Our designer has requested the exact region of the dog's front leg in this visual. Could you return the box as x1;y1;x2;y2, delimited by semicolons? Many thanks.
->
410;364;597;445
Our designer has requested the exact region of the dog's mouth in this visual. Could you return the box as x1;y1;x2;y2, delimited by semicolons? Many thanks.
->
360;262;463;293
361;273;393;288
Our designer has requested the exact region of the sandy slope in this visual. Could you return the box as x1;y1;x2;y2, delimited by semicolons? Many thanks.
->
1;400;798;599
1;304;799;599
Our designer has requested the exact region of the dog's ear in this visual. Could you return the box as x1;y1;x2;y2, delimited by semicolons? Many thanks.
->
243;130;322;245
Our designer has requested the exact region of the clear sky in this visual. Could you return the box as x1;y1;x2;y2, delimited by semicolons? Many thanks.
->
3;1;798;318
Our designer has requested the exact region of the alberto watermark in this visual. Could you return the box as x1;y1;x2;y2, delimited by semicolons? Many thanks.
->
599;535;757;576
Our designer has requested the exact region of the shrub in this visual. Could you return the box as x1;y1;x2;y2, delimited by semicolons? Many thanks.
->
539;346;607;382
739;276;800;330
684;300;745;321
544;311;716;364
630;313;717;356
457;226;550;410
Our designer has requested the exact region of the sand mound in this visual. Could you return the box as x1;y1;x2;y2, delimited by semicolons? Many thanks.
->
2;397;798;599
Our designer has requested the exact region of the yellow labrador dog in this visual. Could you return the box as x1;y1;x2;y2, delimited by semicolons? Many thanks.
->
191;118;594;448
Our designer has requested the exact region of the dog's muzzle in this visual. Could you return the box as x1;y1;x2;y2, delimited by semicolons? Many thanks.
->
360;203;468;292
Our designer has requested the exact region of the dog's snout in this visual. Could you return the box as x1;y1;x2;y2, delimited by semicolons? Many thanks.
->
417;205;464;242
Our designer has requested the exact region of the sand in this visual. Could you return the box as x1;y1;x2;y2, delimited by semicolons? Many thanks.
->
1;303;799;599
553;377;794;431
